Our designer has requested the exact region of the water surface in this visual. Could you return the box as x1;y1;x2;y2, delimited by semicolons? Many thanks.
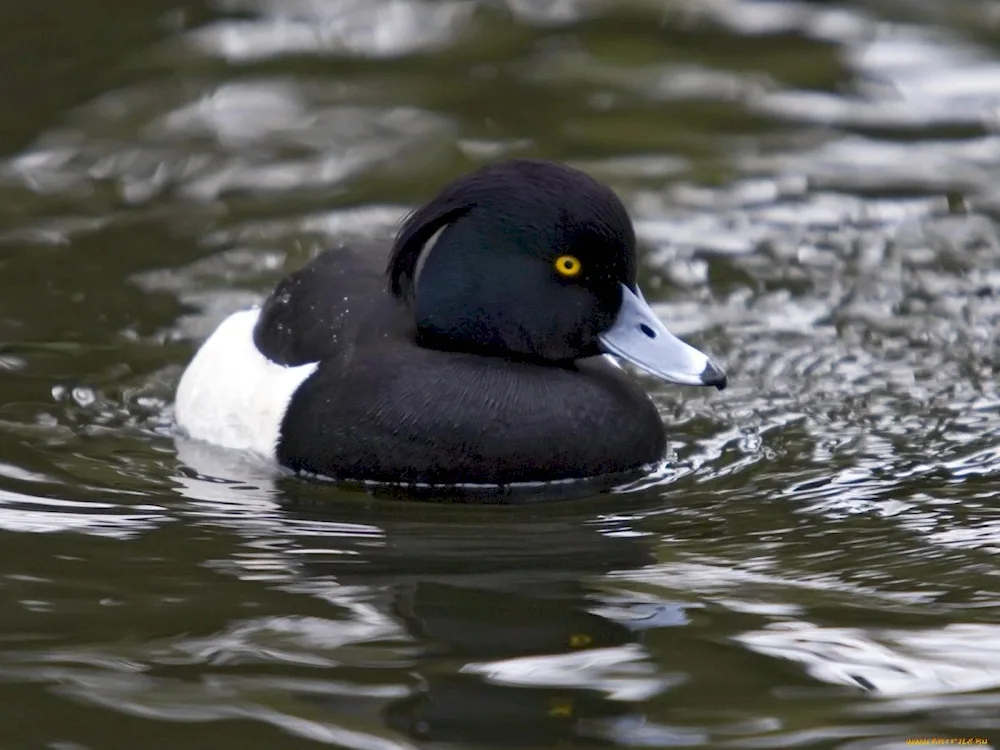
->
1;0;1000;747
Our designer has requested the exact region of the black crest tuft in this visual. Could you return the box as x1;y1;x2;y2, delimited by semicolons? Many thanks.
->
387;202;470;301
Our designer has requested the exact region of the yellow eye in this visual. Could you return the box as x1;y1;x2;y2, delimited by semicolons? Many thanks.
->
554;254;582;278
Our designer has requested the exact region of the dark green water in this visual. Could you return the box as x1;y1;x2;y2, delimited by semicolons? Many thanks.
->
1;1;1000;747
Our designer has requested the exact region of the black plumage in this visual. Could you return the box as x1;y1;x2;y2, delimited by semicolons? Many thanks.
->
250;160;710;487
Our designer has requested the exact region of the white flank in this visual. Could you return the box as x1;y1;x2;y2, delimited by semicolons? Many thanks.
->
174;308;318;460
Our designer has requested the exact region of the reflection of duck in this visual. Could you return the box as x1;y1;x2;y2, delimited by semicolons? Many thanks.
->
383;670;630;747
378;581;640;746
171;442;695;747
279;495;693;746
175;160;725;491
392;582;635;659
293;568;696;746
298;544;668;747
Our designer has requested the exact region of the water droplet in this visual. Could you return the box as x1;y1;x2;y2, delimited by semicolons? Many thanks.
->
71;387;96;407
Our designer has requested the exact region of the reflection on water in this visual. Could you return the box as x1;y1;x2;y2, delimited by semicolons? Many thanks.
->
192;0;476;61
0;0;1000;747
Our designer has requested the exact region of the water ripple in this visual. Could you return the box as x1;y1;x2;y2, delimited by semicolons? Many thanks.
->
192;0;474;61
0;0;999;747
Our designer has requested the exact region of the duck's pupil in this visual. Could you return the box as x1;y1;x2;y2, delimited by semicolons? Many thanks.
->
639;323;656;338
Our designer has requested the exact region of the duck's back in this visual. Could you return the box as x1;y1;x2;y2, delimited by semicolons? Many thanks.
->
252;244;398;366
176;247;668;486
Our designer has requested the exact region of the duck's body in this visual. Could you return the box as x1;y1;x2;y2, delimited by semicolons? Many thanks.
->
175;160;725;488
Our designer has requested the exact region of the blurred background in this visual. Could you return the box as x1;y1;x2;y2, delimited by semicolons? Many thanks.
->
0;0;999;747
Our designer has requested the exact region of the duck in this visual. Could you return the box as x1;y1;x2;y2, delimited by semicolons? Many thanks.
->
174;159;726;489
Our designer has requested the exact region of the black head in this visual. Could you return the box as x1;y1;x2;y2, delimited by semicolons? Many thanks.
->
386;159;727;388
387;159;635;361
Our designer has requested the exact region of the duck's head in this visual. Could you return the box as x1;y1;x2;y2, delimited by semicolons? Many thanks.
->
386;159;726;390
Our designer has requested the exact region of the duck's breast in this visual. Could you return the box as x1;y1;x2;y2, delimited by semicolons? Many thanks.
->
276;346;667;484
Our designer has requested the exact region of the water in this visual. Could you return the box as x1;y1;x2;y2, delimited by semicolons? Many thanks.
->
1;0;999;747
